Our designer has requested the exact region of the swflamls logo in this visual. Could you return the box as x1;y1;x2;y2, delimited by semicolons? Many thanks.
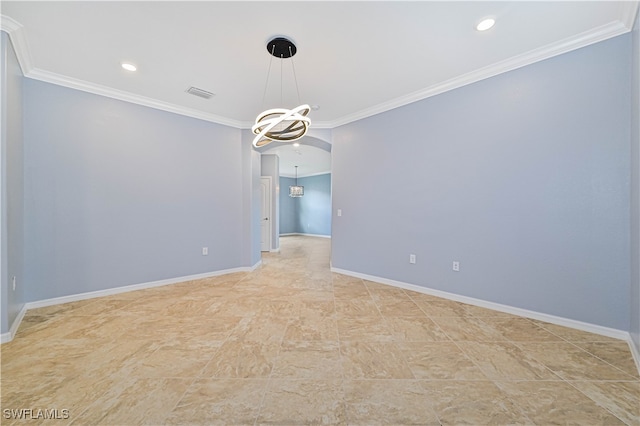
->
3;408;70;420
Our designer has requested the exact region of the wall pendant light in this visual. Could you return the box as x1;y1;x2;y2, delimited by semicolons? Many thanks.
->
289;166;304;197
252;37;311;148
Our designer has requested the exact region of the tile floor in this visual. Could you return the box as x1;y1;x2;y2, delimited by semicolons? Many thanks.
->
1;235;639;425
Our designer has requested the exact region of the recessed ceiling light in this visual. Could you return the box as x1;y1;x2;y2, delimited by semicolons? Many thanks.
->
121;62;137;72
476;18;496;31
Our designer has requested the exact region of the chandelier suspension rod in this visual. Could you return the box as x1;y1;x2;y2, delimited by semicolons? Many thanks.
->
289;46;302;105
260;44;277;110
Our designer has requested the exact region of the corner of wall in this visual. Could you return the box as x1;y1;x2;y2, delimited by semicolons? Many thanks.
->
0;30;25;336
630;4;640;359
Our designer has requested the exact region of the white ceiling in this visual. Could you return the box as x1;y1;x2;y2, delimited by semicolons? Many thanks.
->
264;143;332;178
1;1;638;176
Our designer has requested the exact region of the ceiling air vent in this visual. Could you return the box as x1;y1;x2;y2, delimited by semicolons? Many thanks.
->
186;86;215;99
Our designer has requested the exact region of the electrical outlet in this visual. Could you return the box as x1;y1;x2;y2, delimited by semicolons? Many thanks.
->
202;247;208;256
452;261;460;272
409;254;416;264
12;276;16;291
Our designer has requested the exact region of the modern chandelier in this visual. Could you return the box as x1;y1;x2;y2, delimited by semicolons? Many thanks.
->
252;37;311;148
289;166;304;197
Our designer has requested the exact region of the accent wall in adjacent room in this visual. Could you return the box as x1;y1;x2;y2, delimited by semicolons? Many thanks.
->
280;173;331;237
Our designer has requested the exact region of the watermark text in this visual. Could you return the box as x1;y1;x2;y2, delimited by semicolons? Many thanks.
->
3;408;70;420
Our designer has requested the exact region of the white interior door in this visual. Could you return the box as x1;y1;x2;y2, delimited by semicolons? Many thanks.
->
260;177;272;252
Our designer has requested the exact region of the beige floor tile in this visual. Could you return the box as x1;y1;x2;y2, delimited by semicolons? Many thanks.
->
463;304;521;318
367;287;413;303
2;236;637;425
479;317;564;342
343;380;440;425
532;320;624;343
165;316;242;341
334;299;380;317
9;313;57;339
200;341;279;378
385;316;451;342
336;315;394;342
404;291;446;303
294;300;337;318
162;298;221;316
257;379;346;425
284;315;339;341
458;341;560;381
569;380;640;425
495;380;626;425
398;342;488;380
333;285;372;301
420;380;533;425
271;340;343;379
517;342;638;381
573;341;640;378
430;315;505;341
1;375;72;413
341;341;414;379
25;300;90;316
70;377;192;425
165;378;268;425
227;315;289;343
375;299;427;317
417;300;474;317
66;298;135;316
130;342;218;378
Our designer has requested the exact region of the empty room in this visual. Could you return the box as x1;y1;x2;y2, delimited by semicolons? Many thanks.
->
1;1;639;425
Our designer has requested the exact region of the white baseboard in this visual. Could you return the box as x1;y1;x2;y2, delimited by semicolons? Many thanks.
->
1;263;261;344
280;233;331;239
330;267;631;342
333;267;640;375
629;335;640;375
1;304;27;344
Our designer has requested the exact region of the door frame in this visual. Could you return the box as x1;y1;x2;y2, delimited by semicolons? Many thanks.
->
260;176;272;252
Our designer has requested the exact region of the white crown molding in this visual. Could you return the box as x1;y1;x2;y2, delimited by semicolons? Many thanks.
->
619;1;639;30
329;20;632;128
26;67;245;128
1;14;244;129
1;12;635;131
0;15;33;74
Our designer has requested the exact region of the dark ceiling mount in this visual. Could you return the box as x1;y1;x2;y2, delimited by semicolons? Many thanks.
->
266;37;297;58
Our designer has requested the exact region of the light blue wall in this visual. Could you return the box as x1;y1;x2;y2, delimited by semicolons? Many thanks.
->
23;79;246;302
241;129;262;268
279;176;297;235
280;173;331;237
297;174;331;236
1;32;25;334
332;35;631;330
630;10;640;354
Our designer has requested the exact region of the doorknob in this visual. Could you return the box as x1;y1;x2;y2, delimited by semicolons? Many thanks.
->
263;217;269;220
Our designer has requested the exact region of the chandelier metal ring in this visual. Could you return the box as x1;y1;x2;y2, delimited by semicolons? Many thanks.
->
252;104;311;148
